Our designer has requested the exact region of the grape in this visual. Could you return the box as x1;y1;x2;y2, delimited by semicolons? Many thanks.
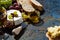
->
0;0;12;9
9;6;14;9
9;2;22;10
13;3;18;6
15;6;19;9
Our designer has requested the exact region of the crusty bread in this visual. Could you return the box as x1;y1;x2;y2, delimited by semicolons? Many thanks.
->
46;32;54;40
46;26;60;40
22;3;35;12
17;0;35;12
30;0;43;11
17;0;27;5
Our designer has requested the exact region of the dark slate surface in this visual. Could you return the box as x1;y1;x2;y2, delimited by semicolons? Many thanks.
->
0;0;60;40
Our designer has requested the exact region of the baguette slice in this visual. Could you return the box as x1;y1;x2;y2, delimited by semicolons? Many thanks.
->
17;0;35;12
22;3;35;12
30;0;43;11
17;0;26;5
46;32;54;40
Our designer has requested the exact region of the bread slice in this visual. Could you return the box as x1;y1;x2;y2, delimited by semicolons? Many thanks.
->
17;0;35;12
22;3;35;12
17;0;26;5
46;32;54;40
30;0;43;11
46;26;60;40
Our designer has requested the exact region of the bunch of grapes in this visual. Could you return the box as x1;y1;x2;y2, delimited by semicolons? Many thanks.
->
9;2;24;12
9;0;24;12
9;3;21;9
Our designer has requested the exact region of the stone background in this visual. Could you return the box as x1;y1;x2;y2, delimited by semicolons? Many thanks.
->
0;0;60;40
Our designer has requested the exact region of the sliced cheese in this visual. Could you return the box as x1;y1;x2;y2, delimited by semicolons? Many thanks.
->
12;26;22;35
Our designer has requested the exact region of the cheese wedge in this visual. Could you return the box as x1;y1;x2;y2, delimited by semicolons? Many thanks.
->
12;26;22;35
